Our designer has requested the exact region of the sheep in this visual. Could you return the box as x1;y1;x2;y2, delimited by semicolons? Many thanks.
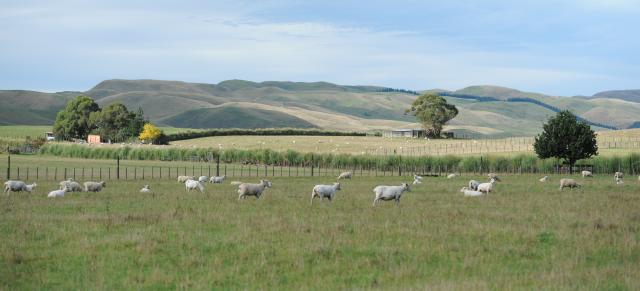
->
140;185;151;193
237;180;272;200
24;183;37;192
487;173;501;181
177;175;195;183
59;179;82;192
468;180;480;191
209;175;226;183
460;187;484;197
581;170;593;178
412;179;422;185
337;171;353;180
230;181;243;186
412;175;423;184
372;183;411;207
614;171;624;184
185;179;205;193
539;176;549;182
48;186;70;198
198;176;208;183
447;173;458;179
477;178;497;193
84;181;106;192
559;178;581;190
4;180;27;194
311;183;341;205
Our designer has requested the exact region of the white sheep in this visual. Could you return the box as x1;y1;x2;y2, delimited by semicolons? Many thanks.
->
581;170;593;178
337;171;353;180
59;179;82;192
4;180;27;194
414;175;423;182
468;180;480;191
177;175;195;183
614;172;624;184
140;185;151;193
412;178;422;185
48;186;70;198
477;178;497;193
447;173;458;179
84;181;106;192
185;179;205;193
372;183;411;207
460;187;484;197
487;173;501;181
198;176;208;183
311;183;341;205
539;176;549;182
559;178;581;190
24;183;37;192
209;175;226;183
237;180;272;200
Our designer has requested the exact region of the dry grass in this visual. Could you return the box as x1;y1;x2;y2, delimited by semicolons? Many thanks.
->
1;174;639;289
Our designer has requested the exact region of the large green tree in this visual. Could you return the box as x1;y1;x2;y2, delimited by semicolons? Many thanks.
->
405;93;458;138
89;103;144;142
534;110;598;173
53;95;100;140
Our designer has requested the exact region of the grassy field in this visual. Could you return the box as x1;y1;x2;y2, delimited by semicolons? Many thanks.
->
0;125;200;139
1;173;639;289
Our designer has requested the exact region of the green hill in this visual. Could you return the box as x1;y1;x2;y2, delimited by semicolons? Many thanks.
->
160;105;316;129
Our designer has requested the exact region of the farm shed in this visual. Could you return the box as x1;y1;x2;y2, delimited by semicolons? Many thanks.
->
383;129;426;138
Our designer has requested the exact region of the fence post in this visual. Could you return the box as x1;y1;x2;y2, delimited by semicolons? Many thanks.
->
6;156;10;180
311;154;314;177
216;155;220;177
116;156;120;180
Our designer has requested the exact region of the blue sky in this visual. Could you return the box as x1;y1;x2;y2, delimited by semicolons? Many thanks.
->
1;0;639;95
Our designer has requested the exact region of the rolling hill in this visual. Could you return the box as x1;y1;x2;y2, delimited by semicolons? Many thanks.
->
2;80;640;137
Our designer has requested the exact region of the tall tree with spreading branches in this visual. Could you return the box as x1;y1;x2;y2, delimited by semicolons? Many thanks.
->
405;93;458;138
534;110;598;173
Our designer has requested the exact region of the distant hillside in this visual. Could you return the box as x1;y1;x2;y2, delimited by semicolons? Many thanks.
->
3;80;640;136
592;90;640;103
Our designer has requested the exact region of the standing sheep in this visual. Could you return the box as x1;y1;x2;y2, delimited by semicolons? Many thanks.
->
372;183;411;207
468;180;480;191
178;176;195;183
447;173;458;179
310;183;341;205
198;176;208;183
209;176;226;183
413;175;423;185
487;173;501;181
337;171;353;180
614;172;624;184
581;170;593;178
4;180;33;194
185;179;205;193
140;185;151;193
559;178;581;190
59;179;83;192
477;178;497;193
539;176;549;182
237;180;272;200
84;181;106;192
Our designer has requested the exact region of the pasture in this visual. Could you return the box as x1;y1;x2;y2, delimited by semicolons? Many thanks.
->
2;173;639;289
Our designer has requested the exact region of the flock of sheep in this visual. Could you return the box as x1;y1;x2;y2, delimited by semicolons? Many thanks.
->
2;169;631;205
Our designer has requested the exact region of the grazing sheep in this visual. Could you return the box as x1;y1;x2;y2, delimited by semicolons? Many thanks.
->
468;180;480;191
48;186;70;198
198;176;208;183
447;173;458;179
24;183;37;192
209;176;226;184
59;179;82;192
84;181;106;192
559;178;581;190
413;175;423;181
539;176;549;182
487;173;501;181
614;172;624;184
311;183;341;205
337;171;353;180
185;179;205;193
581;170;593;178
140;185;151;193
372;183;411;207
237;180;272;200
477;178;497;193
4;180;27;194
177;176;195;183
230;181;243;185
460;187;484;197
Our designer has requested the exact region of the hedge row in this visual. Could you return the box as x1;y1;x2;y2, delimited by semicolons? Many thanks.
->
37;144;640;174
163;128;368;142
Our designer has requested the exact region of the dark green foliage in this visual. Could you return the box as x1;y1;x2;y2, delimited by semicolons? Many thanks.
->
53;95;100;140
165;128;367;142
89;103;144;142
406;93;458;138
534;111;598;172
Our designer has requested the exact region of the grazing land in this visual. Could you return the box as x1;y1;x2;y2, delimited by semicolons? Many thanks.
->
1;173;639;289
0;125;200;139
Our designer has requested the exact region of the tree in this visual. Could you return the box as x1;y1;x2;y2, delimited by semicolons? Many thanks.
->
405;93;458;138
534;110;598;173
139;123;163;144
89;103;138;142
53;95;100;140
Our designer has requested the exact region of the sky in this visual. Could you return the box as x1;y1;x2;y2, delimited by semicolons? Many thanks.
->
1;0;639;95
